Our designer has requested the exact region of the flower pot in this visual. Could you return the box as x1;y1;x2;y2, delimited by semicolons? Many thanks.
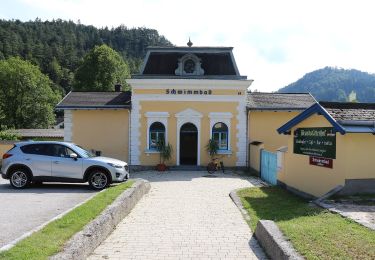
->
156;163;167;172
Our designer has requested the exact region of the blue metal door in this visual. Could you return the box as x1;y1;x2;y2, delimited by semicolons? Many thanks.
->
261;150;277;185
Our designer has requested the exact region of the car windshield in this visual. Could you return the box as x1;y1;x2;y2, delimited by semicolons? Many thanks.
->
71;144;96;158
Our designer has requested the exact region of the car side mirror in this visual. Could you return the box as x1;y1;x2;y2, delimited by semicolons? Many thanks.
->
70;153;78;160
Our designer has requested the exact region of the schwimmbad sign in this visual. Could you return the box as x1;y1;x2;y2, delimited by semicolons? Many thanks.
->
294;127;336;159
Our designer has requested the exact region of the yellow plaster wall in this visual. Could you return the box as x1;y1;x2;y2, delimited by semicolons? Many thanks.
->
133;89;245;95
71;110;129;161
248;111;300;173
248;111;300;151
138;101;239;166
0;142;15;165
281;114;375;197
341;133;375;180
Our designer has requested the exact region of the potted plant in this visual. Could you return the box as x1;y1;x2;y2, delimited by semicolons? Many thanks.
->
206;139;219;173
206;138;219;158
156;140;173;172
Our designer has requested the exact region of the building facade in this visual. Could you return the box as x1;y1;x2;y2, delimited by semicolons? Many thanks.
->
56;43;375;197
58;45;259;167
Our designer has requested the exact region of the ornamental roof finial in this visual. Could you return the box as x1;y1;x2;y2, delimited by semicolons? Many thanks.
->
187;37;193;47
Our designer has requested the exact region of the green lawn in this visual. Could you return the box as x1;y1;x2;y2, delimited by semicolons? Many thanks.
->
0;181;134;260
238;187;375;260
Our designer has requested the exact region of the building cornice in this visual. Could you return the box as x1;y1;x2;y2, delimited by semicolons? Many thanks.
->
127;78;253;90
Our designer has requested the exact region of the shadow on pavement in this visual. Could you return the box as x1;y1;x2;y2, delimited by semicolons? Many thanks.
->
0;182;97;194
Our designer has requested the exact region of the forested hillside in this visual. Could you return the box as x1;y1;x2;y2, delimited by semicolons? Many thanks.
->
278;67;375;102
0;19;172;93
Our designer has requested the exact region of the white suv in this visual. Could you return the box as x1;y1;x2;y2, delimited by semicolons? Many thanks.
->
1;141;130;190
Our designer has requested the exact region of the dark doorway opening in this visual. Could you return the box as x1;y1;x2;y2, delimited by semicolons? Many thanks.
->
180;123;198;165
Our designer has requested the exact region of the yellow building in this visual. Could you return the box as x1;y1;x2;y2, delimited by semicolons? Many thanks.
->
56;43;375;197
277;102;375;197
56;44;317;169
57;44;260;168
247;93;315;173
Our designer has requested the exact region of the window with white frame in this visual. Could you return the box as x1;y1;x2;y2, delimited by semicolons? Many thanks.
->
212;122;228;150
149;122;165;150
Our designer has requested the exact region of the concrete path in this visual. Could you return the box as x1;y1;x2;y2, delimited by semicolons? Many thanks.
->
89;171;267;260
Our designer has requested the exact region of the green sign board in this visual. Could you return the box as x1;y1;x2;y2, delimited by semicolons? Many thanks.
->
294;127;336;159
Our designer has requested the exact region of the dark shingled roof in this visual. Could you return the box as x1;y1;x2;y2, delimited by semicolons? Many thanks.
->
134;46;246;80
247;92;316;110
320;102;375;121
8;129;63;138
143;52;236;75
56;91;131;109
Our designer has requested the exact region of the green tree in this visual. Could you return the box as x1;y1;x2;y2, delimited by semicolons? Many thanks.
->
0;57;61;129
73;45;131;91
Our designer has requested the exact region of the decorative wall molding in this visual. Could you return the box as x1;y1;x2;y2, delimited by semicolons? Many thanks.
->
127;78;253;89
175;108;202;166
209;112;233;151
174;53;205;76
130;99;141;165
236;100;247;166
145;112;170;150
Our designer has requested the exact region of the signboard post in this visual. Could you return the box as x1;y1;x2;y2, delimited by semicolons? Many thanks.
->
294;127;336;159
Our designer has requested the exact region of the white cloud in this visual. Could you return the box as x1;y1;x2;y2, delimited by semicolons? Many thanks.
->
13;0;375;91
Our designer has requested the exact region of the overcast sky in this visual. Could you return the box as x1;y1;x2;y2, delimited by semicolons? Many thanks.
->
2;0;375;92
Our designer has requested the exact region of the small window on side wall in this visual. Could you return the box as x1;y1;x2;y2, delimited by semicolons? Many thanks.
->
149;122;165;150
212;122;228;150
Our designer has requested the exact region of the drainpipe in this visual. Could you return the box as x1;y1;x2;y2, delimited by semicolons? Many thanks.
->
246;109;249;168
128;109;131;165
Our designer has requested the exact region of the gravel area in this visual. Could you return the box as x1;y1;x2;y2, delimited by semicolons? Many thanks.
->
0;178;97;248
321;201;375;230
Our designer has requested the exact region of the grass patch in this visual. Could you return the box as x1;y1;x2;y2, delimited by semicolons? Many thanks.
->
238;187;375;260
0;181;134;260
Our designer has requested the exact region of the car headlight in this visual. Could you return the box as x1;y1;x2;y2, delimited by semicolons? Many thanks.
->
107;163;123;169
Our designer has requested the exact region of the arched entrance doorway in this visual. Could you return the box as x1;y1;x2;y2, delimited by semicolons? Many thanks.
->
179;123;198;165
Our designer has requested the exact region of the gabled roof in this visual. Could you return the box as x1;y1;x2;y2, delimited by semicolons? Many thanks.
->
56;91;131;110
247;92;316;110
277;101;375;135
133;46;246;80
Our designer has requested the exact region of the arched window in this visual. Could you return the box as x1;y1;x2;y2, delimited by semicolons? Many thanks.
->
212;122;228;150
149;122;165;150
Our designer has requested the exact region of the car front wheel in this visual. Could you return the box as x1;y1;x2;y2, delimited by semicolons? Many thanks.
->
88;170;109;190
10;169;31;189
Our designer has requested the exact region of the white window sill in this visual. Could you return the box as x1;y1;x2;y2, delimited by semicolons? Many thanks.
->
144;149;160;154
217;150;232;155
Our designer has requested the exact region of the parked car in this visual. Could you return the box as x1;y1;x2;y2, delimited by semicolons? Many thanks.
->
1;141;130;190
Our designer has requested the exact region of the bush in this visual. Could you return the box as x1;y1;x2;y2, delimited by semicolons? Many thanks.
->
0;131;20;141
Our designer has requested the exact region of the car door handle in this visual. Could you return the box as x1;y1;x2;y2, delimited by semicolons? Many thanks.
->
53;161;60;164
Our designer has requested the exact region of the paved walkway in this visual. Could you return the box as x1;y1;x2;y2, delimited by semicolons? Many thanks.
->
89;171;267;260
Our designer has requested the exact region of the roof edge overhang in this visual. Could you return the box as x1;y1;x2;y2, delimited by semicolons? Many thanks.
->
56;105;130;110
277;103;346;135
146;46;234;52
247;107;309;111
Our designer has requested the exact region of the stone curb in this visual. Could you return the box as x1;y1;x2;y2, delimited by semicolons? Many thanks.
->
230;188;303;260
255;220;304;260
229;188;251;222
50;179;151;260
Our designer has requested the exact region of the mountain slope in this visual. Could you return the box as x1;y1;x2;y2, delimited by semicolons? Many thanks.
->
278;67;375;102
0;19;172;93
